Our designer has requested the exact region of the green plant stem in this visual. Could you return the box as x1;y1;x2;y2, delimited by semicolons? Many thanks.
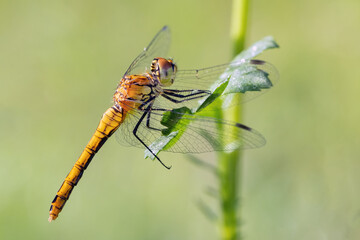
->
231;0;248;57
218;0;248;239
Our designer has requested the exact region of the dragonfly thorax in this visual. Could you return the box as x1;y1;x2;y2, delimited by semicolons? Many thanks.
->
113;57;176;112
113;73;162;112
150;57;177;87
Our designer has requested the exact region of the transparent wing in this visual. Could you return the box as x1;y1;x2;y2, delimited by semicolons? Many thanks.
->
172;59;279;103
140;59;278;112
123;26;171;77
115;102;265;153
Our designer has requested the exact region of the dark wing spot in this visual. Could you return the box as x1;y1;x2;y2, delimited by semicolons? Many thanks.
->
235;123;252;131
250;59;266;65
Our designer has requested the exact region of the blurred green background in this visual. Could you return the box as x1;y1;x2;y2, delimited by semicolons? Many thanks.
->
1;0;360;239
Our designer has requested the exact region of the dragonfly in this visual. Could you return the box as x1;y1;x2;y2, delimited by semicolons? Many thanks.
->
48;26;277;222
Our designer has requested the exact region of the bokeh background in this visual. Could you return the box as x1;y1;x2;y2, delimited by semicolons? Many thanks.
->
1;0;360;239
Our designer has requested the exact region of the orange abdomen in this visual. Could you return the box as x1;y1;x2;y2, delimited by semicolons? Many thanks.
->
49;106;124;222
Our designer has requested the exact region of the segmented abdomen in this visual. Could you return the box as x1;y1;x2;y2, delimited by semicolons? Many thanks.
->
49;106;124;222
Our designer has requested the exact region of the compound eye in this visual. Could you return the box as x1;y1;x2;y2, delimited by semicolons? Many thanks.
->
157;58;177;87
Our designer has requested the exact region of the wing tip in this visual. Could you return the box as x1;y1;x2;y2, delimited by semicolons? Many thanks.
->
235;123;267;148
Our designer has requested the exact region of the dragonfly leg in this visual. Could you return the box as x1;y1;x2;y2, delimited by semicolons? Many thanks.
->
163;89;210;99
138;96;156;111
161;93;205;103
146;107;176;131
146;106;168;131
163;89;210;93
146;112;161;131
133;106;171;169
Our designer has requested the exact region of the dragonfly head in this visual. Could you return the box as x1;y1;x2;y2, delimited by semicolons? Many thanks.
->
151;57;177;87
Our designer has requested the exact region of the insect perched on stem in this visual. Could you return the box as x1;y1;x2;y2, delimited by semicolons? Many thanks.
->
48;26;277;222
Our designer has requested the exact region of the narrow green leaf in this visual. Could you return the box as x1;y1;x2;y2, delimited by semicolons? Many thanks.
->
144;131;178;160
145;107;194;159
204;186;219;199
194;80;229;113
217;36;278;90
187;155;218;176
196;199;218;222
160;107;192;135
223;65;272;94
234;36;279;61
